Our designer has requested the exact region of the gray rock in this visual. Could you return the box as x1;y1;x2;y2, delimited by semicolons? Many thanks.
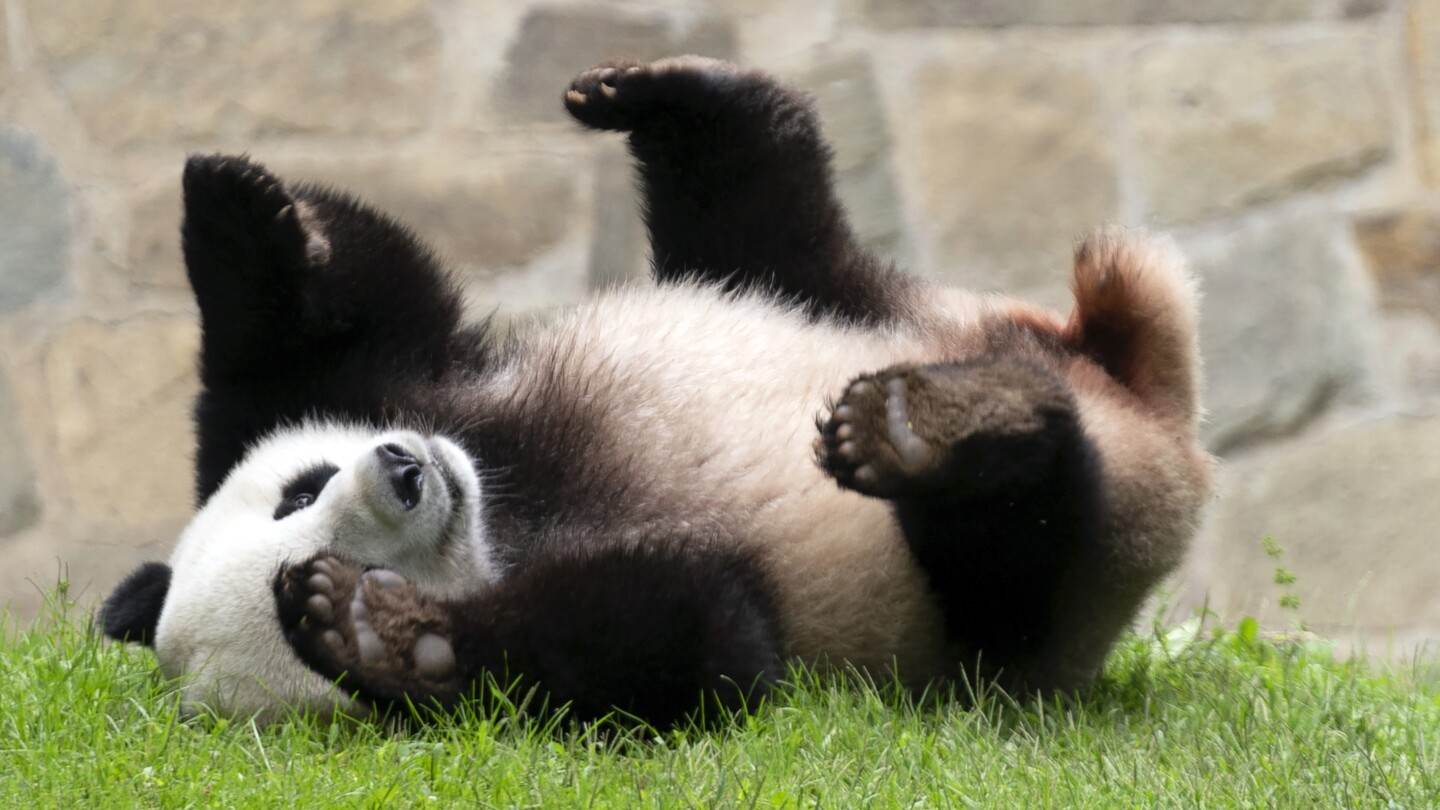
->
1189;213;1373;452
588;141;648;290
802;54;909;261
497;7;736;124
861;0;1318;27
24;0;439;146
1126;33;1391;224
1199;415;1440;636
895;48;1118;291
0;129;69;314
0;371;40;539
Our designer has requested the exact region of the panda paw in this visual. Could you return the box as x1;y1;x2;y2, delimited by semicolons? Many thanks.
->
816;366;941;499
563;56;743;132
275;555;461;702
816;358;1079;500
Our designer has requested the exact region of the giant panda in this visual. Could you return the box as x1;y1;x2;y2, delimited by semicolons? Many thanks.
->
99;57;1212;728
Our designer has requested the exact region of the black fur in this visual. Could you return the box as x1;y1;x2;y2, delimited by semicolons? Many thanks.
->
107;58;1139;725
100;562;172;646
565;58;915;325
275;541;781;728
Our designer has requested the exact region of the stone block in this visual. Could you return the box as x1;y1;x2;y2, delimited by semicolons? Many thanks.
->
496;6;735;123
278;152;583;277
0;371;40;539
1353;208;1440;320
895;49;1118;291
1199;416;1440;635
24;0;439;147
1126;34;1391;224
802;54;909;260
861;0;1317;27
588;141;648;290
1410;0;1440;188
1189;214;1373;452
0;129;69;313
125;184;187;291
42;315;199;527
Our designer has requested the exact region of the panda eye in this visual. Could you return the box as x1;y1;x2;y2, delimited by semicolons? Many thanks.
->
274;463;340;520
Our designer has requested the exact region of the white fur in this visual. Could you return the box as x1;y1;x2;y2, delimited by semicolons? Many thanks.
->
154;423;493;720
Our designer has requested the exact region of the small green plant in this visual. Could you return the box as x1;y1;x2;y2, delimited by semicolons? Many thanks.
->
1262;534;1304;625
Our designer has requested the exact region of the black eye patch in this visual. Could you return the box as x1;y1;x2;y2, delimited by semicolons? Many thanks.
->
274;462;341;520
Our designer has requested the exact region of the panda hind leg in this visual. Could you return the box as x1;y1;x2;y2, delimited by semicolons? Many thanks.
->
816;356;1084;501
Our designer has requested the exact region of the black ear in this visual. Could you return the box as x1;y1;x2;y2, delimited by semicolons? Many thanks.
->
100;562;172;647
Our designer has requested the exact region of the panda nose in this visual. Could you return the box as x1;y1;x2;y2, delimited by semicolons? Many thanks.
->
376;443;423;510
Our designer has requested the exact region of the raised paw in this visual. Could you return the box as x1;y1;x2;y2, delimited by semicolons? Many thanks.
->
817;366;940;498
274;555;460;700
816;358;1082;500
562;55;741;132
182;154;330;271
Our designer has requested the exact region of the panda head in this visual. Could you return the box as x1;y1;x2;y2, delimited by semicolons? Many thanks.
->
100;421;497;721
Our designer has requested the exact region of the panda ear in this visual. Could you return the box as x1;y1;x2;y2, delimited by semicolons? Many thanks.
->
99;562;172;647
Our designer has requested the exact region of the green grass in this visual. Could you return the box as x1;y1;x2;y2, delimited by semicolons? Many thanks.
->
2;594;1437;809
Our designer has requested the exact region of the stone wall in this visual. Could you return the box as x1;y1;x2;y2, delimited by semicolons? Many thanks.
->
0;0;1436;657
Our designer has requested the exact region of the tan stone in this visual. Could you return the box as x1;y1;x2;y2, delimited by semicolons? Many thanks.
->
125;184;187;291
1199;416;1440;636
1410;0;1440;187
861;0;1318;27
1353;208;1440;319
42;315;199;527
496;6;736;123
24;0;439;147
898;49;1118;291
1126;34;1391;224
276;153;582;276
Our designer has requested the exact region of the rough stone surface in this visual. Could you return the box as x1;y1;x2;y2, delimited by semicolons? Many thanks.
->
1190;215;1373;452
588;141;648;290
497;6;736;123
1412;0;1440;187
899;49;1118;292
1126;34;1391;224
1353;208;1440;320
42;316;199;526
861;0;1318;27
0;129;69;313
803;54;908;261
1199;415;1440;635
25;0;440;147
125;184;187;291
279;154;582;277
0;371;41;538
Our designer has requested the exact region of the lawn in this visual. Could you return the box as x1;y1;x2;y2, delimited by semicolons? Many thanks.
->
2;588;1437;809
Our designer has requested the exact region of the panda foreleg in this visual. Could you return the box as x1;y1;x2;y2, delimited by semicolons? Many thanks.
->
564;57;910;324
816;356;1104;686
274;543;783;728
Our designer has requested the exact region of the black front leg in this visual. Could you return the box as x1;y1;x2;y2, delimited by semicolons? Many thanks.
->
565;57;912;325
182;155;475;501
275;542;782;729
